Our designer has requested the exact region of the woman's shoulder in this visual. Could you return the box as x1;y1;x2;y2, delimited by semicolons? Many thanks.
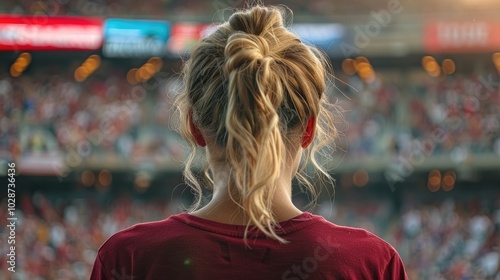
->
299;215;406;279
98;213;190;252
306;214;398;258
92;214;194;279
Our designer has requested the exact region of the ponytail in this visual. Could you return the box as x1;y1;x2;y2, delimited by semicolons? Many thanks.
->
225;31;286;242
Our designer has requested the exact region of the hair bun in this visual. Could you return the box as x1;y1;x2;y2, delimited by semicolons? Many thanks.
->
225;33;271;73
228;5;284;36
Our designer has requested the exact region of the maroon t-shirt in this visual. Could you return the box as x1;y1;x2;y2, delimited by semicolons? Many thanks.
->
91;212;408;279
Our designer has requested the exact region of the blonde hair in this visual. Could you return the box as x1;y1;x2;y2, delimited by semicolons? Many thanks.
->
175;5;338;243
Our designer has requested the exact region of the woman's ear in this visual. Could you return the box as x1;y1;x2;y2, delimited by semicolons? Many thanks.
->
189;109;206;147
301;116;316;148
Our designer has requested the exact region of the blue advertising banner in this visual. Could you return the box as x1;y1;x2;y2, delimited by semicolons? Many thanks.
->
290;23;346;55
103;19;170;58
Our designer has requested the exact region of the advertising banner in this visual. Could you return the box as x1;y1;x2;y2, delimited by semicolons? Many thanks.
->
103;19;170;58
0;15;103;51
290;23;346;54
166;23;345;56
166;23;216;56
424;21;500;53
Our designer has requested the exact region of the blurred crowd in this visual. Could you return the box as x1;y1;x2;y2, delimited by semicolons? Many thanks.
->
0;191;498;279
0;68;186;172
2;0;499;19
0;0;378;18
334;72;500;161
1;66;500;173
0;192;181;280
407;74;500;158
392;196;500;279
323;194;500;279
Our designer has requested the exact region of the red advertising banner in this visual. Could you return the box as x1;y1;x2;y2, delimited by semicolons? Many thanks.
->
424;20;500;53
0;15;104;51
166;23;216;55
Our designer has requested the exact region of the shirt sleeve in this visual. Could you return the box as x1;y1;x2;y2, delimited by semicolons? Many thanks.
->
90;253;112;280
383;251;409;280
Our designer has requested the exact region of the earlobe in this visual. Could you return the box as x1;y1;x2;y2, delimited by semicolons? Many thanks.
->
301;116;316;148
189;109;206;147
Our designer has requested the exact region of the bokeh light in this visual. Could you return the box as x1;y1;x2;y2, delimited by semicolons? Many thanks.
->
353;169;369;187
97;169;112;188
493;52;500;66
428;169;441;192
149;57;164;71
357;61;376;83
9;52;32;77
442;59;456;75
81;170;96;187
134;171;151;192
127;68;138;84
442;171;456;192
342;58;357;75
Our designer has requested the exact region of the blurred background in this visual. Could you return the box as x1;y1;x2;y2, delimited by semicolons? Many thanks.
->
0;0;499;279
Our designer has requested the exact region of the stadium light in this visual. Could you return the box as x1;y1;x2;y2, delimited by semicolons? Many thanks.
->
353;169;369;187
342;59;357;75
494;53;500;66
422;56;441;77
127;68;138;84
428;169;441;192
421;56;435;67
442;59;456;75
148;57;163;71
81;170;96;187
129;57;164;84
493;53;500;73
355;56;369;64
143;63;156;76
74;67;86;82
134;171;152;192
97;169;112;188
442;171;456;192
10;65;22;77
10;52;31;78
74;55;101;82
83;55;101;71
